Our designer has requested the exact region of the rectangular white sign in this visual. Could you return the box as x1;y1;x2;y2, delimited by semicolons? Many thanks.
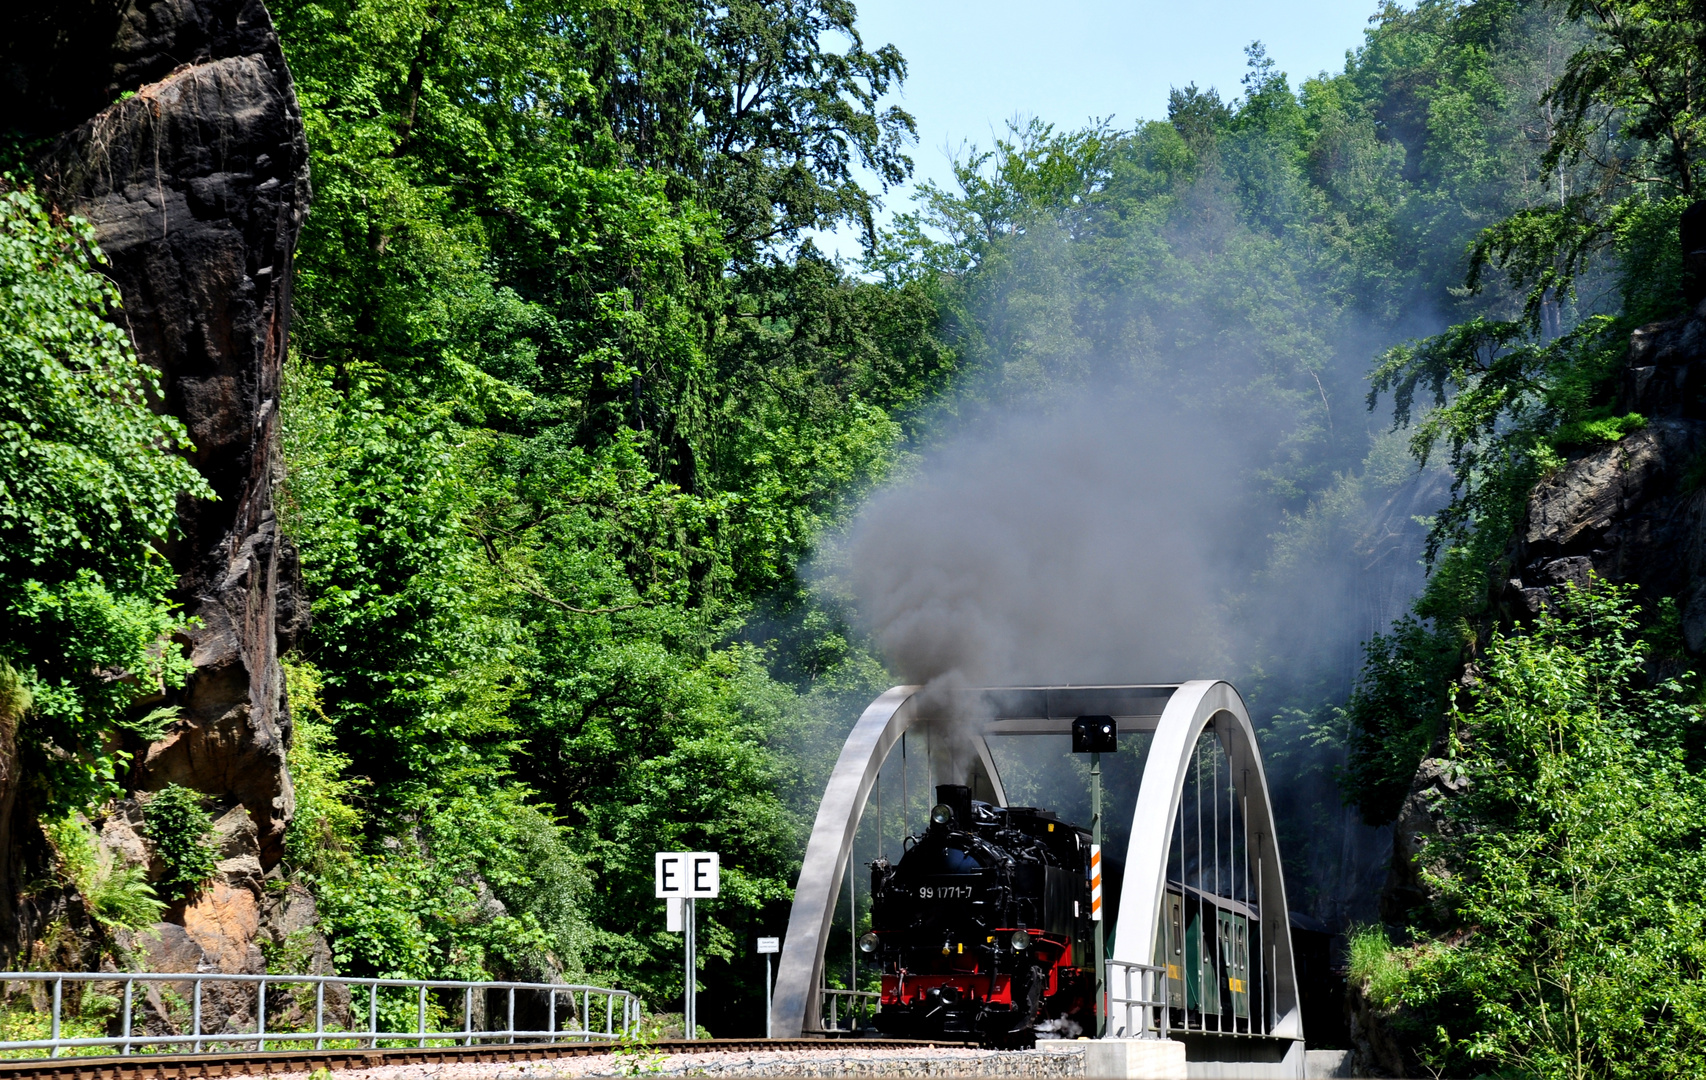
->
756;936;779;954
655;851;720;898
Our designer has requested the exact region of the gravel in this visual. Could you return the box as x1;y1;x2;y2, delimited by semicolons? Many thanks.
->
275;1045;1088;1078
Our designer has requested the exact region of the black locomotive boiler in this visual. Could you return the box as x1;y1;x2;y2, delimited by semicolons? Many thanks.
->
861;784;1096;1046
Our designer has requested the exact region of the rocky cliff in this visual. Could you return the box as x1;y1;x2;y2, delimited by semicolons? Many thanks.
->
0;0;313;973
1502;312;1706;631
1379;292;1706;913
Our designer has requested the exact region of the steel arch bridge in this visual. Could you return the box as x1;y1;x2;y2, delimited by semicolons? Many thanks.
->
768;682;1306;1079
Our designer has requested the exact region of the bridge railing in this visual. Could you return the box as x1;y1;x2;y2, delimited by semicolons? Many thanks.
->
1105;960;1169;1040
816;988;878;1033
0;972;642;1058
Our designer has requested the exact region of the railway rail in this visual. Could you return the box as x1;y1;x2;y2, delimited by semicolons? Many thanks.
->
0;1038;976;1080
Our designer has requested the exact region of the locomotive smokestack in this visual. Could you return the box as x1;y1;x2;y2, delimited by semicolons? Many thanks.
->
936;784;973;829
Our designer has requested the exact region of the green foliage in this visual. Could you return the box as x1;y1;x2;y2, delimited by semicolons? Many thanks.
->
1368;311;1630;565
1371;583;1706;1079
0;663;29;732
309;788;580;983
256;0;1706;1048
0;983;119;1058
1458;0;1706;326
571;0;916;261
281;658;364;876
1347;924;1407;1008
270;0;938;1024
41;815;163;931
1342;618;1464;824
1552;408;1645;449
0;183;210;817
141;786;218;902
1346;0;1706;827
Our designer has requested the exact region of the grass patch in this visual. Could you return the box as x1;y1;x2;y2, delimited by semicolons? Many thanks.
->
1347;924;1408;1008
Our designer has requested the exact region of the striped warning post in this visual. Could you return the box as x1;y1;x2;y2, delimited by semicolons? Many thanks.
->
1090;844;1102;921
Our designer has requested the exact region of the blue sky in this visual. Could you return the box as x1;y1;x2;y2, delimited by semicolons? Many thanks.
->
816;0;1384;258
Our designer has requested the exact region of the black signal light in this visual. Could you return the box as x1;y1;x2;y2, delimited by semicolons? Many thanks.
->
1072;714;1117;754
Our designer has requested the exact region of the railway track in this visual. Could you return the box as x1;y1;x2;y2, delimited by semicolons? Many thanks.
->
0;1038;976;1080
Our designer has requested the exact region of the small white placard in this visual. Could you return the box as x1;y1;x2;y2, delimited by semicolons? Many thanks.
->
756;936;780;954
665;896;684;932
655;851;720;898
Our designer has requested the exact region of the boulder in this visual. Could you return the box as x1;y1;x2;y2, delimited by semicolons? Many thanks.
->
210;804;264;886
1379;755;1467;926
181;882;264;974
97;805;153;877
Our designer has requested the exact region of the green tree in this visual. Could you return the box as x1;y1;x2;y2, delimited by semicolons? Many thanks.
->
1345;0;1706;819
1365;582;1706;1080
271;0;934;1022
568;0;915;260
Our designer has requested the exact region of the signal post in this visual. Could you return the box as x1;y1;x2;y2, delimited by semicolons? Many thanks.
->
1072;715;1117;1037
656;851;719;1038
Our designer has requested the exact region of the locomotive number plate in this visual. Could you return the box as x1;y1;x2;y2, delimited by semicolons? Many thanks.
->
917;885;976;899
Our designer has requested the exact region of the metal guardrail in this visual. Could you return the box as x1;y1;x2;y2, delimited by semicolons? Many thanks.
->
1105;960;1168;1040
0;972;641;1058
818;988;879;1033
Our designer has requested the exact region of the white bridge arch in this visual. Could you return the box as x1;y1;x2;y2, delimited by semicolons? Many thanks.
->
769;682;1304;1075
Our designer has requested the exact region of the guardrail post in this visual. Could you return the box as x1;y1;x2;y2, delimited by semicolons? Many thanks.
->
370;982;379;1049
1160;967;1170;1039
505;987;514;1045
257;979;267;1052
192;977;203;1054
417;983;427;1048
315;979;326;1049
49;977;60;1058
122;978;133;1055
464;986;473;1047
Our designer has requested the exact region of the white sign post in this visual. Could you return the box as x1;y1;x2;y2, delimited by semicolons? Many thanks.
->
656;853;719;1039
756;937;780;1037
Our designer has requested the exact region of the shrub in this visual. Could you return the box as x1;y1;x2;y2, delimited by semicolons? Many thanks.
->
141;786;218;901
0;182;211;815
1383;581;1706;1080
1345;924;1407;1008
41;815;162;930
281;658;364;876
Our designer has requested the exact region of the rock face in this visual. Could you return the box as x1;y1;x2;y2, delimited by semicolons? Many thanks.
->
97;793;342;1030
1505;418;1706;633
5;0;310;867
1497;302;1706;634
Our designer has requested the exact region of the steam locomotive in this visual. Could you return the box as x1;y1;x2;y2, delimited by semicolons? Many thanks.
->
861;784;1096;1046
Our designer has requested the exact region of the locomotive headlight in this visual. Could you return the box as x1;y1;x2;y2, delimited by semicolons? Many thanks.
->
859;932;879;954
930;803;954;826
1010;930;1031;950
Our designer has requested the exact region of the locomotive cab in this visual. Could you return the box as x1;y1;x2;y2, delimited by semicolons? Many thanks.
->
864;785;1095;1046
